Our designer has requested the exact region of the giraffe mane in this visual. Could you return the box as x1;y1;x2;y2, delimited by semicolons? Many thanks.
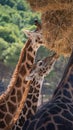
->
0;39;31;103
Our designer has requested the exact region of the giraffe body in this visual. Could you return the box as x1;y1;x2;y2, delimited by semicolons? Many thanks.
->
0;30;43;130
23;51;73;130
11;53;57;130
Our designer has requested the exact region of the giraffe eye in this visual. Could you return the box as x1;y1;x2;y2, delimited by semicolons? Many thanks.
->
39;61;43;66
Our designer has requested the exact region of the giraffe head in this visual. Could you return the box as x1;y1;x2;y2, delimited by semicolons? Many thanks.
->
26;53;57;82
23;30;43;49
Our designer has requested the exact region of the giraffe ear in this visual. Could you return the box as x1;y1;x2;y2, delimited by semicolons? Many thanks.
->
23;30;31;38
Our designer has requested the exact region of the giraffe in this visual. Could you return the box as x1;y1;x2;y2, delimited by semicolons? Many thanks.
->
22;50;73;130
0;28;43;130
11;53;57;130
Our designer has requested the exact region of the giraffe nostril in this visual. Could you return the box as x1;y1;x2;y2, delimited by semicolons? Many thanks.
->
36;39;38;42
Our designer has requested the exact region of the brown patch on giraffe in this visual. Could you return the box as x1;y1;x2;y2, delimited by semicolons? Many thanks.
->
32;79;36;86
0;111;5;119
38;40;43;44
34;51;35;55
21;39;31;63
27;53;34;63
0;121;6;128
17;90;22;102
0;103;7;112
5;114;12;124
7;102;16;114
32;105;37;112
11;96;17;103
15;76;22;88
32;95;38;103
29;85;33;93
11;88;16;95
36;84;40;88
34;88;39;93
36;93;39;97
25;39;31;49
27;110;32;119
26;62;32;70
23;80;28;84
19;64;26;76
27;100;31;107
27;94;32;99
23;105;27;114
21;50;26;63
22;87;25;93
28;46;33;52
5;95;9;101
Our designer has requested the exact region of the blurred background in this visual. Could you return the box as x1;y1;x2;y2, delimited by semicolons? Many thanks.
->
0;0;69;107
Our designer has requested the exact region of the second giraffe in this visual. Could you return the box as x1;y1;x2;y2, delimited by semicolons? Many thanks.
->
11;53;57;130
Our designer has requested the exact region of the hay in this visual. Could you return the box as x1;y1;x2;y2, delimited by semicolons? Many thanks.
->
27;0;73;12
42;9;73;56
27;0;73;56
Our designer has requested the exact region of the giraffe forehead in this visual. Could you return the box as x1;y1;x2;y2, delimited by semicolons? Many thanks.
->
31;31;42;39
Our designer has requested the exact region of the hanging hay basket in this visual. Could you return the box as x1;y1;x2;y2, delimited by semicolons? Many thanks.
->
27;0;73;56
42;9;73;56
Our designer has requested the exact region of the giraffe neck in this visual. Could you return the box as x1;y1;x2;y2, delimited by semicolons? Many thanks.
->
53;51;73;102
11;77;44;130
0;39;39;130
